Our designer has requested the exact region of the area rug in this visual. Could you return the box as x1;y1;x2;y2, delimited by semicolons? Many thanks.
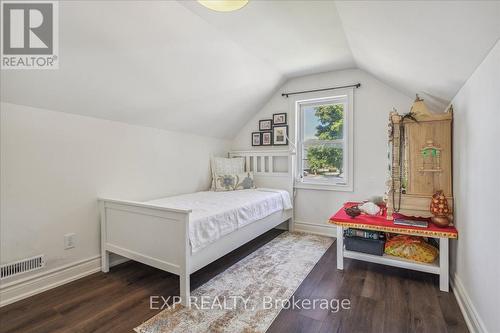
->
134;232;333;333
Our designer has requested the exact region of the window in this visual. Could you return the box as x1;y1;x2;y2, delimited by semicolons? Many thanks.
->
295;93;353;191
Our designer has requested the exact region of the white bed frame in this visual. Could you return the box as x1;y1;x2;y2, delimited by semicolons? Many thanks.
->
99;150;294;306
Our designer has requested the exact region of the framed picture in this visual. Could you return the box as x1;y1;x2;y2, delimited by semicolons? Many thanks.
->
273;113;287;125
252;132;261;146
262;131;272;146
259;119;273;131
273;125;288;145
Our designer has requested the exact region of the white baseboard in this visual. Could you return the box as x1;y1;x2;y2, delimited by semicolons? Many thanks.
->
451;273;487;333
294;220;337;237
0;254;128;307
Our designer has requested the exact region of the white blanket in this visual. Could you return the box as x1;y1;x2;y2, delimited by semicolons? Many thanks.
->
146;189;292;253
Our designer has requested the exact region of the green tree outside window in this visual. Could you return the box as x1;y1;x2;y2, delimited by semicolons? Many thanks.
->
305;104;344;176
315;104;343;140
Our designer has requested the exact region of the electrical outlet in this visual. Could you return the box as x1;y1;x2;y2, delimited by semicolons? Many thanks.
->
64;233;76;249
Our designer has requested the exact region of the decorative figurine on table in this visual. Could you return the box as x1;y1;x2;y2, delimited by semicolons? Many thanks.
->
344;205;361;218
359;202;381;216
430;190;450;227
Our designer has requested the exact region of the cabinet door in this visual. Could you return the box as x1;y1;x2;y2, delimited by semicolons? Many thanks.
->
405;120;452;196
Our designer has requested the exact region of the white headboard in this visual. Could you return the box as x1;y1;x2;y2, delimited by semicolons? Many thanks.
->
228;150;295;198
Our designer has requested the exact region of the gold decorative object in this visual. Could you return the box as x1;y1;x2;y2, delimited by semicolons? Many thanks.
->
430;190;450;227
409;94;431;118
386;96;453;220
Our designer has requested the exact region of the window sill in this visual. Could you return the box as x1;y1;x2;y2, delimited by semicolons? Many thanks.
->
294;181;353;192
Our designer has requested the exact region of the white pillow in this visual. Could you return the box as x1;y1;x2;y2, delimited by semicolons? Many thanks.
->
210;157;245;190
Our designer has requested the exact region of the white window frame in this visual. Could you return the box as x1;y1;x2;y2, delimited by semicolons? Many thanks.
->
294;90;354;192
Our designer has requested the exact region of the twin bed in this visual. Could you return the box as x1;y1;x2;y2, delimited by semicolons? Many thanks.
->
99;150;294;306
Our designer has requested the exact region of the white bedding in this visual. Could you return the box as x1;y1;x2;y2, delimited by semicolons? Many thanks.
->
146;189;292;253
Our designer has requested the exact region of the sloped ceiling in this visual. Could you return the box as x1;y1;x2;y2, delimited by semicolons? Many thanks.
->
0;0;353;139
179;0;354;77
1;1;499;138
335;0;500;112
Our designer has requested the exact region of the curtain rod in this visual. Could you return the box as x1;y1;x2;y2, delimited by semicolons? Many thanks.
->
281;83;361;98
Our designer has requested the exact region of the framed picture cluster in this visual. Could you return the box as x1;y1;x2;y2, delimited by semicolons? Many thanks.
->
252;113;288;146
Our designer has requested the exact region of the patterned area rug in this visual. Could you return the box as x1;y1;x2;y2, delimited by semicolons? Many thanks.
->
135;232;333;333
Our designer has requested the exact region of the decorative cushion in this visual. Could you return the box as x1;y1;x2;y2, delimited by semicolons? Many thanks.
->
210;157;245;190
214;172;255;192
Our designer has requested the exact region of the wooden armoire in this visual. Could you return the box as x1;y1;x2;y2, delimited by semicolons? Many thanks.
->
386;96;453;220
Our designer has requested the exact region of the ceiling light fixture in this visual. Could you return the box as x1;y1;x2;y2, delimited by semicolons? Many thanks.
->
197;0;248;12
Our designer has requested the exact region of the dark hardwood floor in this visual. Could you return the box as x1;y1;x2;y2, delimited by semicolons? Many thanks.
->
0;229;468;333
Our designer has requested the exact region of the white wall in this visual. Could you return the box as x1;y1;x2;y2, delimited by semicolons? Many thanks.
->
0;102;230;284
450;40;500;333
232;69;412;234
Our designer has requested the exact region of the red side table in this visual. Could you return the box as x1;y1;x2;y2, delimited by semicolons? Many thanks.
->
329;203;458;292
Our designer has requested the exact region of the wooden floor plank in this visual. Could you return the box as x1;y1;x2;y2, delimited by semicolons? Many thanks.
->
0;229;468;333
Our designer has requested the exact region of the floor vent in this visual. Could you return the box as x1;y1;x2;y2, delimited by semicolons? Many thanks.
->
1;255;45;279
